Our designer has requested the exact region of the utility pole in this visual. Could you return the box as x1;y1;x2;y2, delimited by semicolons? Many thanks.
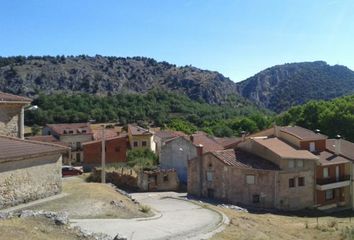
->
101;124;106;183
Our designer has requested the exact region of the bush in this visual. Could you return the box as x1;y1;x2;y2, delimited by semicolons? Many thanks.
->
126;149;158;168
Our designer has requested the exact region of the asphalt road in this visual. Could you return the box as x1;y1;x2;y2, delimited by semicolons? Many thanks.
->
71;192;225;240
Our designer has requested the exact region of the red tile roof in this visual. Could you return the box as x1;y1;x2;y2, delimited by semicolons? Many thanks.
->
318;150;350;166
46;123;92;136
191;132;224;153
154;130;186;139
82;135;128;145
211;149;280;170
27;135;70;147
0;135;68;162
128;124;153;136
0;91;32;103
253;137;318;160
213;137;241;149
326;139;354;160
280;126;327;141
92;129;118;140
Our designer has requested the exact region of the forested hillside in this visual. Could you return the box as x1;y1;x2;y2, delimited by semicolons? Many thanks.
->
25;90;272;137
276;95;354;141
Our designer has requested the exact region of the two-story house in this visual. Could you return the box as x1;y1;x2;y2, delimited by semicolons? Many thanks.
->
127;124;156;153
42;123;93;164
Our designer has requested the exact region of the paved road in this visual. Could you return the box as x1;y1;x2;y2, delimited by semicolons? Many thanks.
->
71;192;225;240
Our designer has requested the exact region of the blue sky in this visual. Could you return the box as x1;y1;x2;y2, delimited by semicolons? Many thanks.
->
0;0;353;81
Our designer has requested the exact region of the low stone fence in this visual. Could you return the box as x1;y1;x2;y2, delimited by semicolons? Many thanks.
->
90;168;139;190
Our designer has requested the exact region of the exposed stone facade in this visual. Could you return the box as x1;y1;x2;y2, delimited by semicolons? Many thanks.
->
0;154;62;209
0;104;22;138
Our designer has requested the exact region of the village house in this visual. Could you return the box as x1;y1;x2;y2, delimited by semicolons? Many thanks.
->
137;168;179;191
160;132;238;184
42;123;93;164
0;91;31;139
127;124;156;152
82;134;129;170
0;92;68;209
154;130;186;156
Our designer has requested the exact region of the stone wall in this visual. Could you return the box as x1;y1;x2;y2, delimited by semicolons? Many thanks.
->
0;154;62;209
0;104;21;138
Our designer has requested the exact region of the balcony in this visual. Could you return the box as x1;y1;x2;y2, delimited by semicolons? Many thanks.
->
316;175;351;191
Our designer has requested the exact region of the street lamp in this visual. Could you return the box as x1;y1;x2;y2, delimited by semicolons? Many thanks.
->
101;124;106;184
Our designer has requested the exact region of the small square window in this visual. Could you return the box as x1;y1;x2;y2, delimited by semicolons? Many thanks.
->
288;160;295;168
296;160;304;168
142;141;147;147
252;194;260;203
289;178;295;188
133;141;138;147
298;177;305;186
246;175;255;184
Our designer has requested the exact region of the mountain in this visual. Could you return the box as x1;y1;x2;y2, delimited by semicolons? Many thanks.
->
0;55;242;105
236;61;354;112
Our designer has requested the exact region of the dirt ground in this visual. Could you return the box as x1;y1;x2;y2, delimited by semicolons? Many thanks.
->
0;217;88;240
25;177;151;219
211;206;354;240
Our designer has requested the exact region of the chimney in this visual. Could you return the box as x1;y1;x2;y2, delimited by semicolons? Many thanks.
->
196;144;203;157
273;124;280;137
315;129;321;134
190;135;194;143
335;135;342;155
241;131;246;142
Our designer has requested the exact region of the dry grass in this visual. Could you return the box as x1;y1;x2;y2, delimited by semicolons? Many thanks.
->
25;177;151;219
0;217;83;240
210;206;354;240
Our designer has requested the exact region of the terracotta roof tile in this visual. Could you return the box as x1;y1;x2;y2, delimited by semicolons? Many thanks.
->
326;139;354;160
211;149;280;170
128;124;153;136
0;135;68;161
92;129;118;140
27;135;70;147
46;123;92;136
318;150;350;166
191;132;224;153
280;126;327;140
0;91;32;103
154;130;186;139
213;137;241;149
253;137;318;160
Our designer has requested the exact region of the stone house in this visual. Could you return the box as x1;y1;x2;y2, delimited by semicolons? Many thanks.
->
82;135;129;170
159;132;237;184
0;91;32;139
127;124;156;153
188;149;280;208
0;91;68;209
154;130;186;156
42;123;93;164
137;169;179;191
0;136;68;209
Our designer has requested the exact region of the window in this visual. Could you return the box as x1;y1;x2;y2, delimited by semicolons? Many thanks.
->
69;130;74;134
323;167;329;178
115;147;120;152
133;141;138;147
309;142;316;152
289;178;295;188
163;175;169;182
325;189;334;200
142;141;147;147
298;177;305;186
252;194;260;203
296;160;304;168
82;130;87;133
206;171;213;182
246;175;255;184
288;160;295;168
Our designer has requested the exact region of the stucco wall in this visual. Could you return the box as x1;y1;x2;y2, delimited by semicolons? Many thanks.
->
0;154;62;209
160;137;197;183
0;104;21;138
